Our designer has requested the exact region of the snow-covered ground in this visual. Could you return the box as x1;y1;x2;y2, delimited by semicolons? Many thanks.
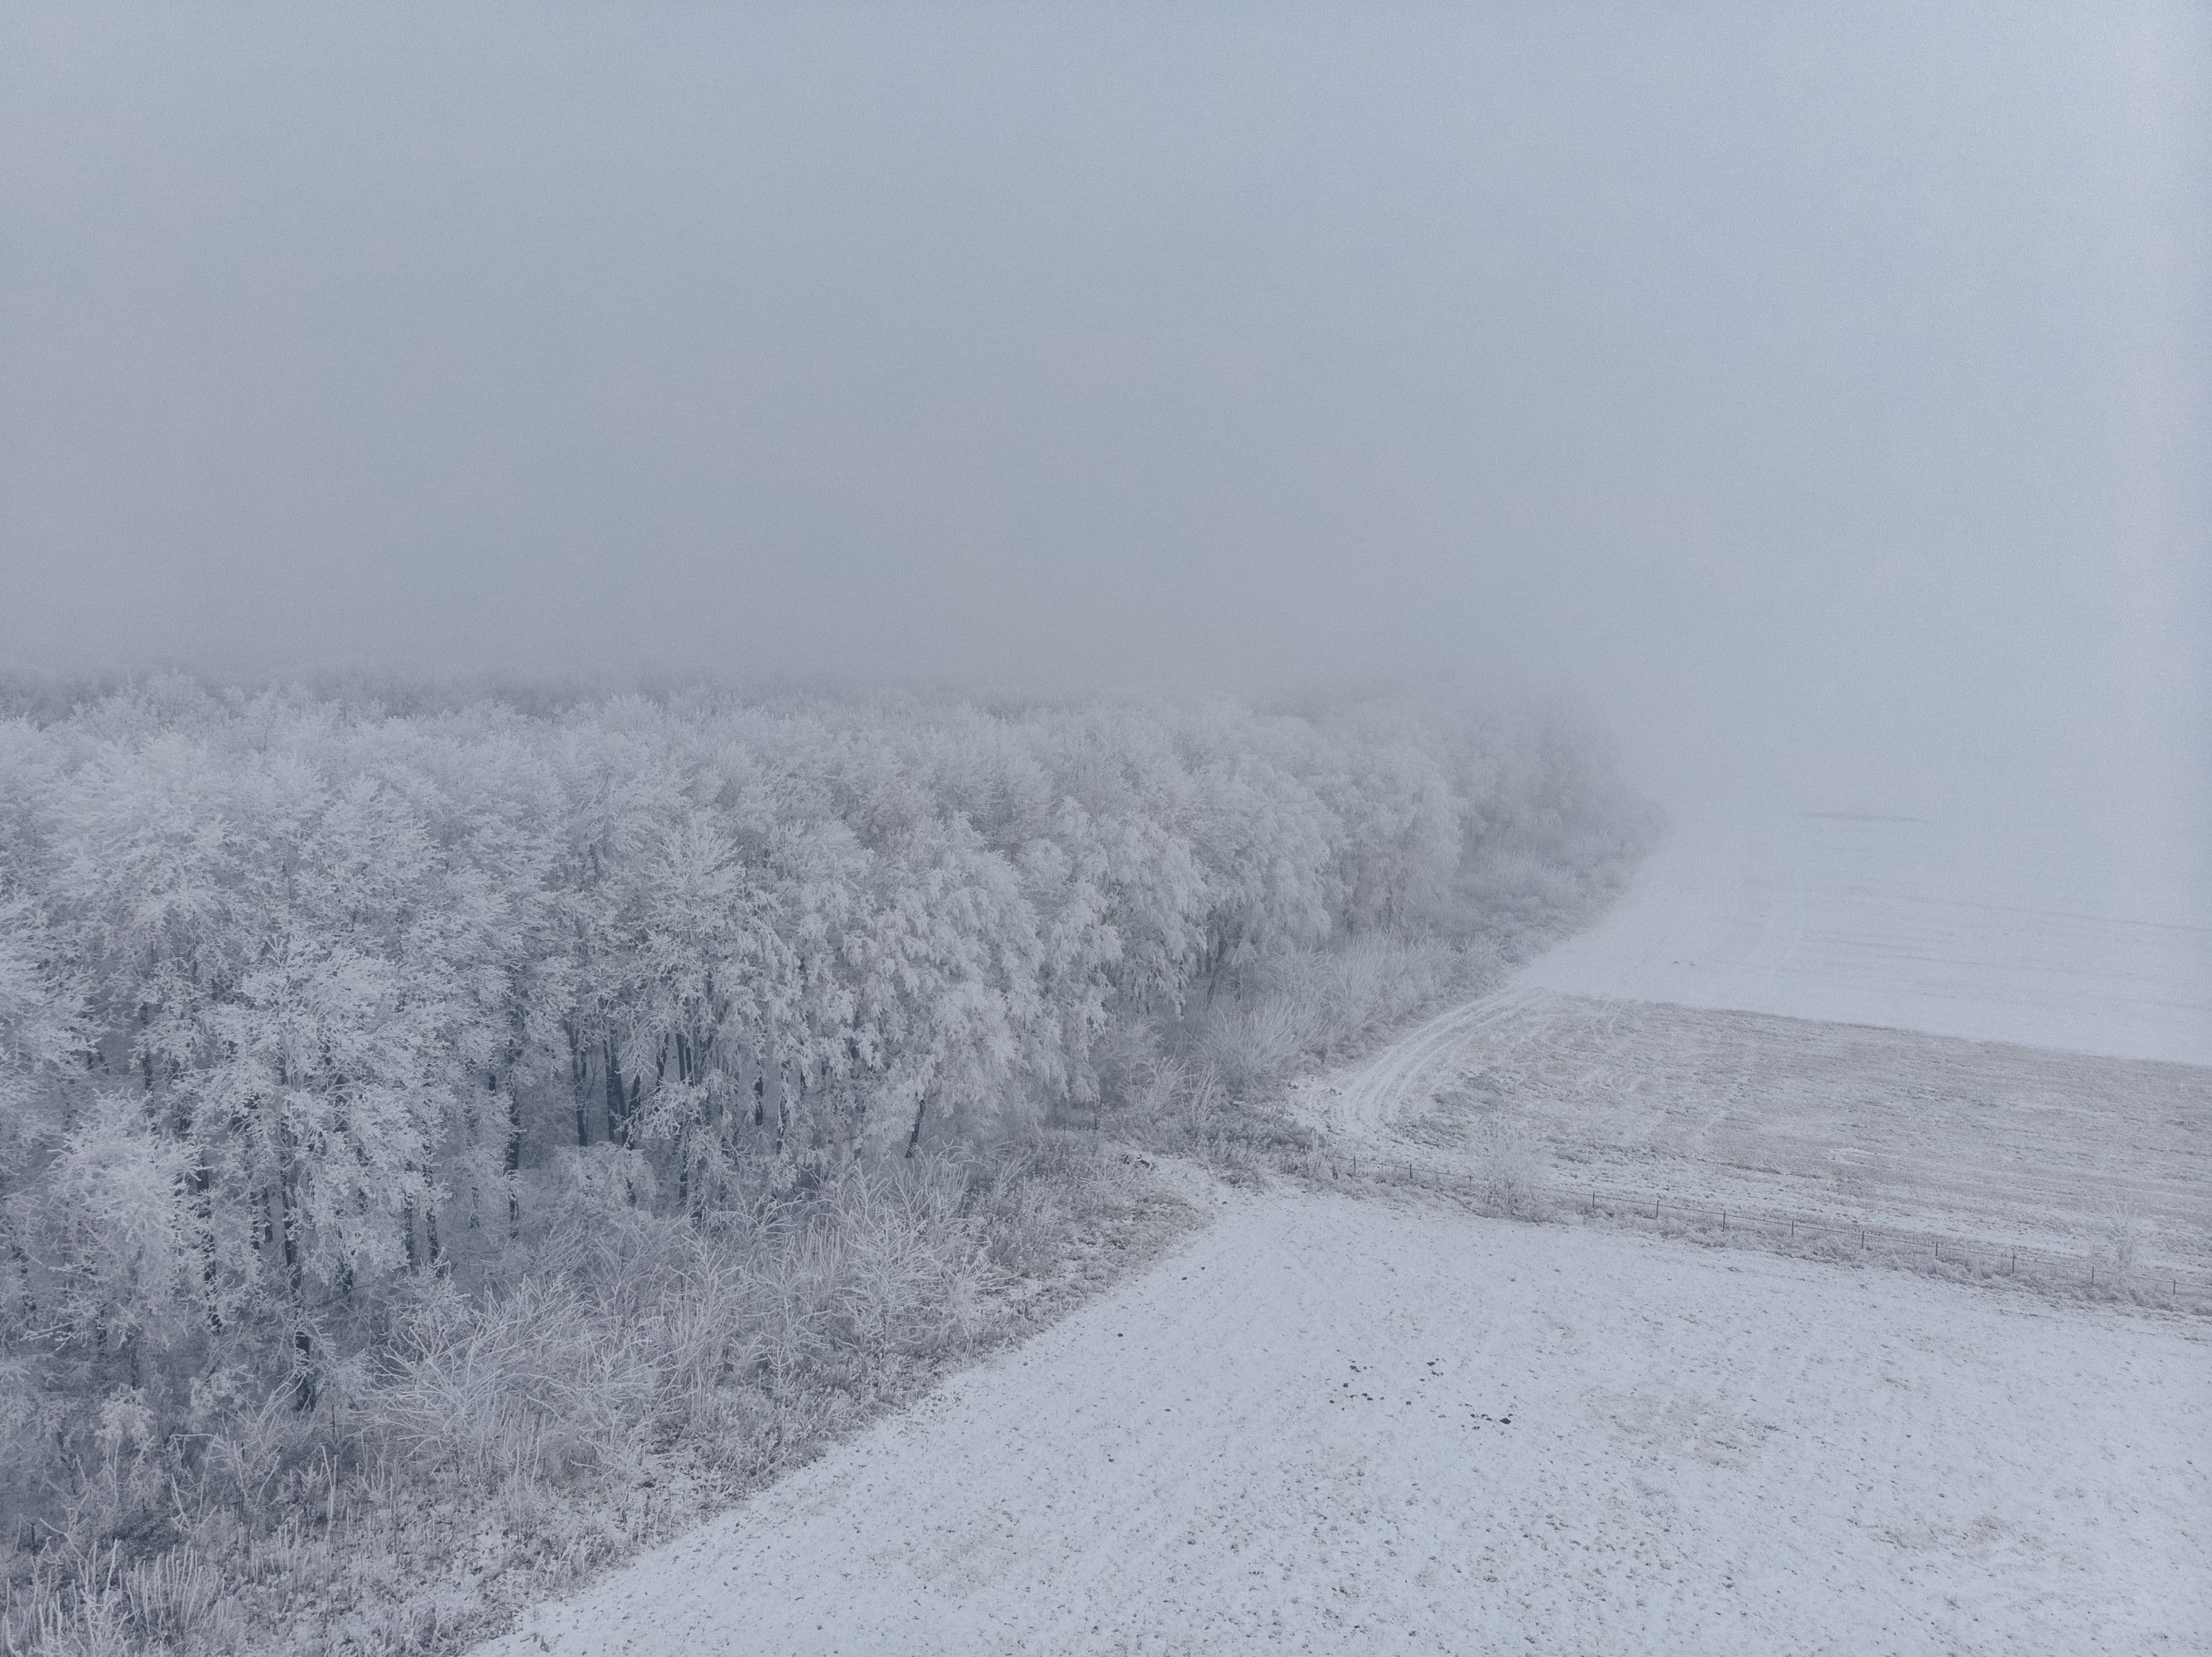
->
1291;809;2210;1285
1523;809;2211;1065
471;810;2211;1655
1294;990;2209;1284
481;1186;2205;1656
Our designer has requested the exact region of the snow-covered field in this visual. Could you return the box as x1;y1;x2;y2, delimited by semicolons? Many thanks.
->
471;810;2211;1655
484;1186;2205;1656
1296;989;2209;1287
1292;809;2210;1288
1521;809;2211;1065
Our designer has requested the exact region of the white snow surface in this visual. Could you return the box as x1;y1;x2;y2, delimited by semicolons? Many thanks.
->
1524;809;2212;1065
481;1186;2205;1656
1293;990;2207;1281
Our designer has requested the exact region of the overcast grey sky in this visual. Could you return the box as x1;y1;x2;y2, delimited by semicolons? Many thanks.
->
2;2;2205;843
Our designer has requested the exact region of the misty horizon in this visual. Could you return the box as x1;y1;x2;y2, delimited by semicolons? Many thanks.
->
3;2;2206;846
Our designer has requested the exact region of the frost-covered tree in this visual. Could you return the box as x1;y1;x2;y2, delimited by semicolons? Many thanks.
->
0;675;1650;1550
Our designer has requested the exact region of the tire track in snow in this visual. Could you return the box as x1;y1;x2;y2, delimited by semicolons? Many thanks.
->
1313;983;1547;1139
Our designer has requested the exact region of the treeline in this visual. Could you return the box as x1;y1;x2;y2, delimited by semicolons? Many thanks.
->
0;677;1651;1650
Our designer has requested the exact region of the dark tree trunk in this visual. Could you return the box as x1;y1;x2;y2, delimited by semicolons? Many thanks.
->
569;1021;592;1147
501;1071;523;1238
278;1175;301;1293
605;1037;628;1145
179;1101;220;1329
276;1167;313;1406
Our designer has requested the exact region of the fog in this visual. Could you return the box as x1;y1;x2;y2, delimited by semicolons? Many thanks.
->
2;2;2205;859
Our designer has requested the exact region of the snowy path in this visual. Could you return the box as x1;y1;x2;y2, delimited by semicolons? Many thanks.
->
480;1188;2206;1656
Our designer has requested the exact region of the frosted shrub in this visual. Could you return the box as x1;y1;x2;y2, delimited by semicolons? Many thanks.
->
46;1102;196;1362
1199;998;1318;1091
1470;1122;1552;1220
1191;935;1481;1097
816;1154;993;1360
369;1278;659;1484
2094;1208;2142;1284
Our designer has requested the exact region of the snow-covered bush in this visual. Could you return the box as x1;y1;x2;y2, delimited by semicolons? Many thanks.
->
2094;1207;2142;1286
1469;1122;1553;1221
